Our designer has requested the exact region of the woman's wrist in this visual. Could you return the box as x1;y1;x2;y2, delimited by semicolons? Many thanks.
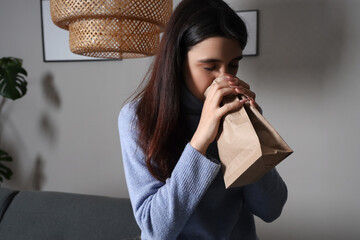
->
190;135;209;156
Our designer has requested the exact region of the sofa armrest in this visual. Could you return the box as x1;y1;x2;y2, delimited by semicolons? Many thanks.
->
0;188;18;222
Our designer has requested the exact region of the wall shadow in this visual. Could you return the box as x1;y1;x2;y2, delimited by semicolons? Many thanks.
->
38;112;58;147
32;154;46;191
39;72;61;147
1;144;46;191
42;72;61;109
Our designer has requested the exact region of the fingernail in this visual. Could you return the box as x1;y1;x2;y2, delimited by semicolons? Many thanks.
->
240;99;249;104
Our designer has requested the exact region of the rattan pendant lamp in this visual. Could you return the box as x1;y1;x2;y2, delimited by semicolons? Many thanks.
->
50;0;172;59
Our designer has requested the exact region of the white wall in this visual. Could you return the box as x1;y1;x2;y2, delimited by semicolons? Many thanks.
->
1;0;359;239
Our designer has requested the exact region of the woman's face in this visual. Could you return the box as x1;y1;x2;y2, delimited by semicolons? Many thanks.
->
184;37;243;100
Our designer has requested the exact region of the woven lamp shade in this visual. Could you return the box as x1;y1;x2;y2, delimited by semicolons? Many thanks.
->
50;0;172;59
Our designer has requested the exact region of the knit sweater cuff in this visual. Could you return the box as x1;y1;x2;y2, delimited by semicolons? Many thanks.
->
170;143;221;203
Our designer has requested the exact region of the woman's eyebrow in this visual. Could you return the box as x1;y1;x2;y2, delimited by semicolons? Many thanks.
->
198;56;243;63
198;58;221;63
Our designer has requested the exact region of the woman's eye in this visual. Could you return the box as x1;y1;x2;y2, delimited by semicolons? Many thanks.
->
229;64;239;69
204;66;216;71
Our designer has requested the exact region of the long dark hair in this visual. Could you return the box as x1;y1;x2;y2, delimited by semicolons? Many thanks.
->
133;0;248;182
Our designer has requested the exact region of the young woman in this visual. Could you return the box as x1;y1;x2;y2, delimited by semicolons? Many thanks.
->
118;0;287;239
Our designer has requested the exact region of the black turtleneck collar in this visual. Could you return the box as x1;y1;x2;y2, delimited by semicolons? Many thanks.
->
180;82;203;115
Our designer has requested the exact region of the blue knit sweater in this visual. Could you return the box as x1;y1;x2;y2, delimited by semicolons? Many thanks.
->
118;85;287;240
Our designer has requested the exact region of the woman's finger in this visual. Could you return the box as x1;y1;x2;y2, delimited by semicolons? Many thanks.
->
218;97;248;116
235;78;250;90
206;79;236;99
224;75;250;90
233;86;256;100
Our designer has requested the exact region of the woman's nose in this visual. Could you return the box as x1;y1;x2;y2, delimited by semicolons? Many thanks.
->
216;66;227;77
213;65;236;79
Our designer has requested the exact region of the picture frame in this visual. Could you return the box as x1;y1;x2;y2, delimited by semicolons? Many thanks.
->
40;0;113;62
237;10;259;56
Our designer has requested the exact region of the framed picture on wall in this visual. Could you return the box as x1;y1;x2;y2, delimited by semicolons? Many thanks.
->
237;10;259;56
40;0;113;62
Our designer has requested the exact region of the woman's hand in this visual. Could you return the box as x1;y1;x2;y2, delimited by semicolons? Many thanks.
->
224;74;262;113
190;74;259;155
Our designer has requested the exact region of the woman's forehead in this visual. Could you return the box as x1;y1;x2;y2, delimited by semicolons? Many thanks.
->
188;37;242;60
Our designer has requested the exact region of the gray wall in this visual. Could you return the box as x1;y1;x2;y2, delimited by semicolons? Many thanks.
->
1;0;359;239
227;0;360;239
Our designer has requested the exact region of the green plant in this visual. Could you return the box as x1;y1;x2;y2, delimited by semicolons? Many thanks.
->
0;150;13;183
0;57;28;183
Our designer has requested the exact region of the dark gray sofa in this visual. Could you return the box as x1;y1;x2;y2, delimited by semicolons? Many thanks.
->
0;187;140;240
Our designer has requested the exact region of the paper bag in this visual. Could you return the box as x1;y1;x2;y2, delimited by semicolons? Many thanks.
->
205;79;293;188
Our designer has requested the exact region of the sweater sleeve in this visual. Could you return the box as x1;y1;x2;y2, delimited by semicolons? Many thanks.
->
118;103;221;240
243;168;288;223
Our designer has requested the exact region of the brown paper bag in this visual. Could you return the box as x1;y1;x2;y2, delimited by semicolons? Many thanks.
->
205;78;293;188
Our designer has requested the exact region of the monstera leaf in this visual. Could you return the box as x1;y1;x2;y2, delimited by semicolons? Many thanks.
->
0;57;28;100
0;149;13;183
